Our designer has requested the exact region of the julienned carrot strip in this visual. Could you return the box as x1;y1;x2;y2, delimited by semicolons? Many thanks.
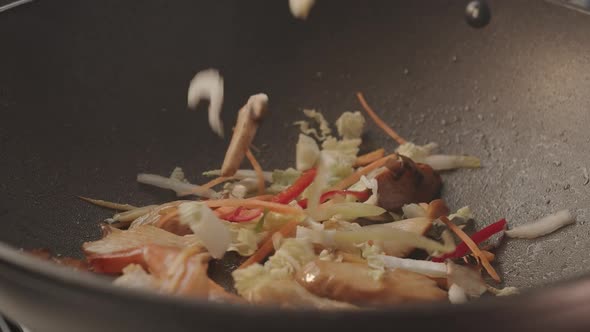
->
205;199;303;215
440;216;501;283
432;218;506;262
78;196;138;211
238;220;300;269
480;250;495;262
202;176;234;190
356;92;407;145
272;168;317;204
330;154;397;191
245;148;266;195
156;209;179;226
354;148;385;167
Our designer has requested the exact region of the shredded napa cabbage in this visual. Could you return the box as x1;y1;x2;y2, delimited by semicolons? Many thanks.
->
265;238;316;278
233;263;268;297
395;142;439;162
233;238;316;295
335;111;366;140
178;202;231;259
296;134;320;171
293;109;332;141
225;221;266;256
169;167;188;183
267;168;301;193
449;206;474;221
358;242;385;280
396;142;481;171
321;137;361;185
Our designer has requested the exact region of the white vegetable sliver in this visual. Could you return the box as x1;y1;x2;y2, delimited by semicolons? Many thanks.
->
296;134;320;171
178;202;231;259
402;203;427;218
505;209;574;239
289;0;316;19
423;154;481;171
447;261;487;297
203;169;273;182
108;205;159;223
374;255;447;278
448;284;468;304
187;69;224;137
137;173;217;198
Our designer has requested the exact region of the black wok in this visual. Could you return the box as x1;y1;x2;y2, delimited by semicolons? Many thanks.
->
1;0;590;331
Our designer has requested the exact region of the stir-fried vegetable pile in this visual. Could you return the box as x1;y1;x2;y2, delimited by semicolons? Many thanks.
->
46;71;575;309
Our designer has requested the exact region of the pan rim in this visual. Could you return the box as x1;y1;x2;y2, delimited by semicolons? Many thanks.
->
0;239;588;321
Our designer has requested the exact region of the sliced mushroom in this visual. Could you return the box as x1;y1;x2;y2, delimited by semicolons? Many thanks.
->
221;94;269;177
375;155;442;211
296;259;447;306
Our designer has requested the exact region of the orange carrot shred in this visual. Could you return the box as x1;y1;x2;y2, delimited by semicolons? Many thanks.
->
330;153;397;191
238;220;300;269
202;176;234;190
247;194;275;201
156;209;179;226
354;148;385;167
440;216;501;283
356;92;407;145
245;148;266;195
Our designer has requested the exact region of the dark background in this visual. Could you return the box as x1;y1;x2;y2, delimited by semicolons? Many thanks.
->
1;0;590;291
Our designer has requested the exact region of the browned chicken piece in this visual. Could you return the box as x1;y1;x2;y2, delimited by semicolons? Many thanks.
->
129;201;192;235
296;259;447;306
142;246;211;297
243;278;358;310
375;155;442;211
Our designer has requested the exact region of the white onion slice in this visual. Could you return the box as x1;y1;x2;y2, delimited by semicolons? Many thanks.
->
375;255;447;278
289;0;316;20
505;209;574;239
423;154;481;171
203;169;273;182
448;284;468;304
137;173;217;198
187;69;224;137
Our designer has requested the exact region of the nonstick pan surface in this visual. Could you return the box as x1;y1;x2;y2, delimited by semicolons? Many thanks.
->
1;0;590;331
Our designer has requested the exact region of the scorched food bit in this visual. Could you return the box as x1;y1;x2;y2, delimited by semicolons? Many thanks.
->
375;155;442;212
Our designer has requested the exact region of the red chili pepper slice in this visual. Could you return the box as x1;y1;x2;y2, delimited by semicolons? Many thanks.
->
297;189;371;209
432;218;507;262
220;207;263;223
271;168;317;204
